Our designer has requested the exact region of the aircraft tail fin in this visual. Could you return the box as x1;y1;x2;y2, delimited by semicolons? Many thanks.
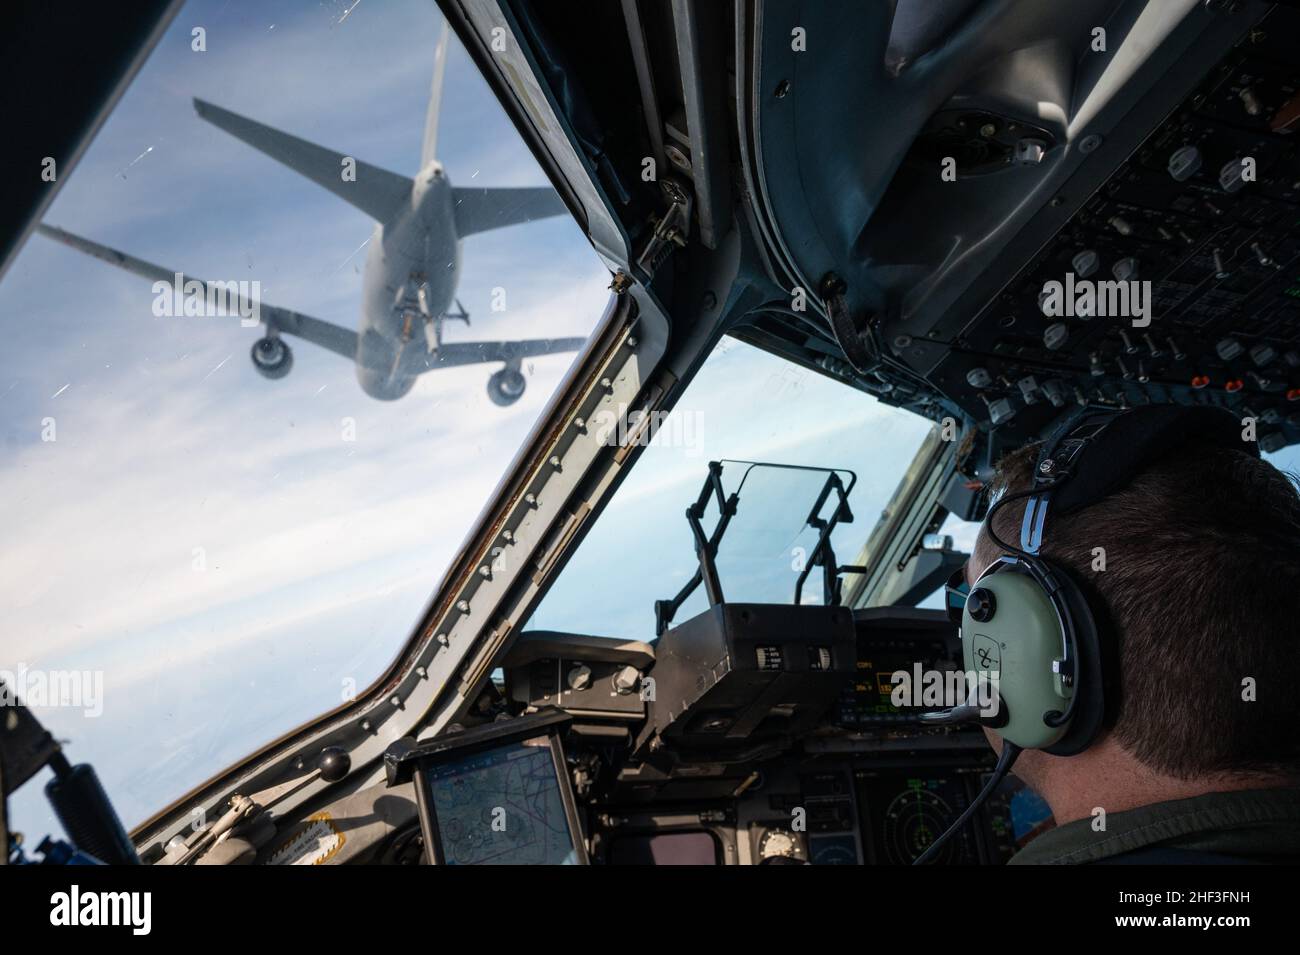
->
421;20;451;168
193;98;413;224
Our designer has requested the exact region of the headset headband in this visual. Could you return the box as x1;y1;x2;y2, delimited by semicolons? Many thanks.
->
1019;404;1258;554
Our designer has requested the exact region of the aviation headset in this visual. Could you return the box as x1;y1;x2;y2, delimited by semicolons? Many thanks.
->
913;403;1259;864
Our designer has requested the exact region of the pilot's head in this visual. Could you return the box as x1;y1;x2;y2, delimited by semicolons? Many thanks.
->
968;434;1300;815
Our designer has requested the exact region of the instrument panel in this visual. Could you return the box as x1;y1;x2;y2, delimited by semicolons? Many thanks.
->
857;770;979;865
836;608;962;727
737;761;1054;866
937;5;1300;451
512;607;1057;864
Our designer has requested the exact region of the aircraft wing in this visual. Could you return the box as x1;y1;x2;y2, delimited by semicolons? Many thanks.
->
35;224;359;362
431;336;587;369
451;187;568;238
252;306;358;363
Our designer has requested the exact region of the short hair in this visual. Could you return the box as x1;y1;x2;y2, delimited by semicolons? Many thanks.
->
987;440;1300;779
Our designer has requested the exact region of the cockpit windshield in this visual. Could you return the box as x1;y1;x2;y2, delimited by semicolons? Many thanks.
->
531;339;935;641
0;0;610;830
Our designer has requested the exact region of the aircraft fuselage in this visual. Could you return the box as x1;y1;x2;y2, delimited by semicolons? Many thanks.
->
356;162;461;400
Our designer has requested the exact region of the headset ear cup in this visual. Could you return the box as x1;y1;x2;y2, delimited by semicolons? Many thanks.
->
1040;562;1108;756
963;562;1073;750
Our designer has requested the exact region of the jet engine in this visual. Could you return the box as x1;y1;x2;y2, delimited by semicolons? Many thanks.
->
487;363;526;406
251;335;293;380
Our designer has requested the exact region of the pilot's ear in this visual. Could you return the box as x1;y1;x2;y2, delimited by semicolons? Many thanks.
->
968;528;994;585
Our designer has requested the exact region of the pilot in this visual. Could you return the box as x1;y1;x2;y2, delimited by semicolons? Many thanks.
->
965;418;1300;864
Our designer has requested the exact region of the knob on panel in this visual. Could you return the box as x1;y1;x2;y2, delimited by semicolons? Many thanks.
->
1168;144;1202;181
1070;249;1100;278
613;665;641;694
318;746;351;783
567;664;593;691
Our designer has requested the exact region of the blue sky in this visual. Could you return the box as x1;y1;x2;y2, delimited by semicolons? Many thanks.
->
5;0;1299;842
532;341;933;639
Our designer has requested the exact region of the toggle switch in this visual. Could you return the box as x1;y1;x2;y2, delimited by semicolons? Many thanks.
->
1213;248;1230;280
1017;376;1040;405
1239;86;1264;117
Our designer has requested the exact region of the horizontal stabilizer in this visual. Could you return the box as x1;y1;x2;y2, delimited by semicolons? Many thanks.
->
432;336;587;369
451;186;567;238
193;98;413;224
36;224;358;362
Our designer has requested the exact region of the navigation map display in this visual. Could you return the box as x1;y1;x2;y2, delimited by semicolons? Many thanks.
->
423;733;581;865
